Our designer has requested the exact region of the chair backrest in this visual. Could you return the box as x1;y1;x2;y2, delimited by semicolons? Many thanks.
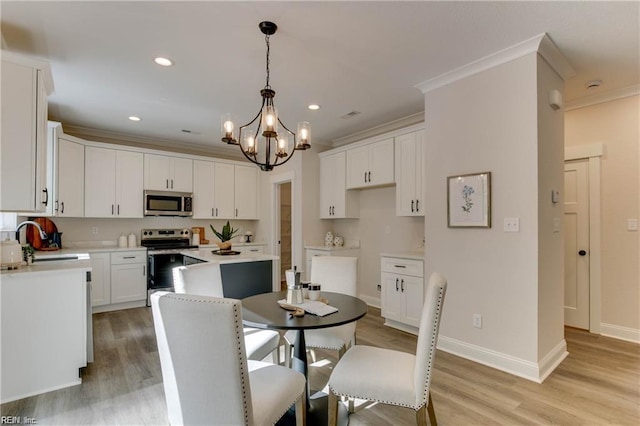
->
151;292;253;425
310;256;357;296
413;272;447;409
173;262;224;297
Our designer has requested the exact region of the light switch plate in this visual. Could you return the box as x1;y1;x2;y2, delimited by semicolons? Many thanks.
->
628;219;638;231
504;217;520;232
553;218;561;233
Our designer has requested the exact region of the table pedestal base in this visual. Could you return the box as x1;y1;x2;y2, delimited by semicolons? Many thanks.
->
278;392;349;426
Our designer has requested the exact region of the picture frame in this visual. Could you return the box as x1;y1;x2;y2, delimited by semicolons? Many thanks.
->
447;172;491;228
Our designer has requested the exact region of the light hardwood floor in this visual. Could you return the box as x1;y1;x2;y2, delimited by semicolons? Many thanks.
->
2;306;638;425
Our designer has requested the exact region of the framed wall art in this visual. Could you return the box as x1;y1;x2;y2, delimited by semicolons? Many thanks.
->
447;172;491;228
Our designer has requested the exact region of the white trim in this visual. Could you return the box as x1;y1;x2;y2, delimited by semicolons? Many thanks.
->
384;319;418;336
564;145;604;335
415;33;575;94
600;323;640;344
332;113;424;147
1;49;55;94
358;294;381;309
270;171;297;291
565;85;640;111
437;335;568;383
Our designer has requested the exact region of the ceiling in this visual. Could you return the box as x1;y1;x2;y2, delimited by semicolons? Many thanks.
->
2;1;638;157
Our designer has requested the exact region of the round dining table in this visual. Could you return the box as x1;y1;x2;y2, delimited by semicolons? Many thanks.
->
242;290;368;426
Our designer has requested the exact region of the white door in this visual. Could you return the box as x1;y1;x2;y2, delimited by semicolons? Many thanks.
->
564;160;590;329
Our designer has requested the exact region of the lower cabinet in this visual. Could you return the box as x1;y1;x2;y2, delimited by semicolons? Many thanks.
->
305;246;360;282
91;250;146;311
381;255;424;332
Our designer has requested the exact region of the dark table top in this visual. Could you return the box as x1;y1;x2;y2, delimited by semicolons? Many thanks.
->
241;290;368;331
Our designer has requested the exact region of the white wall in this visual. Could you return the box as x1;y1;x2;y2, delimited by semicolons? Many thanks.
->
423;52;565;380
565;95;640;334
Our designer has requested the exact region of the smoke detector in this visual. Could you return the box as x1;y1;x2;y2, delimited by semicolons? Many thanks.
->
340;110;361;120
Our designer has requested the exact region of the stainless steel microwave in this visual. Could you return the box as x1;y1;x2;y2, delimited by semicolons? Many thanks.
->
144;190;193;217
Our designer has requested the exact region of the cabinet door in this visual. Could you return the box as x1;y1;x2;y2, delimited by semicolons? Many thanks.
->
234;165;258;219
0;61;39;211
401;275;424;327
171;157;193;192
56;138;85;217
110;263;146;303
34;70;49;213
395;132;418;216
115;150;144;218
144;154;171;190
90;252;111;307
213;163;235;219
381;272;403;322
84;147;116;217
192;160;215;218
319;154;335;218
415;130;425;216
369;138;394;186
346;145;369;189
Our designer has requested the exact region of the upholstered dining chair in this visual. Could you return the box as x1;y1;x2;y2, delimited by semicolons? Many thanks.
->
173;262;281;364
327;272;448;426
284;256;358;366
151;292;306;426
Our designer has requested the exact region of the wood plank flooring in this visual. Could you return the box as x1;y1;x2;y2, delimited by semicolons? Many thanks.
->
2;306;638;425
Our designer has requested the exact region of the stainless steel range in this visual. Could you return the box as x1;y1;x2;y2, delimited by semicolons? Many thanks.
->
141;228;198;306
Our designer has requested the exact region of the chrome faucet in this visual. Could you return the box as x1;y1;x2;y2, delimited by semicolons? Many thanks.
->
15;221;48;241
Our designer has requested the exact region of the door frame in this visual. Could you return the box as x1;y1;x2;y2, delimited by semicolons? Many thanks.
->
565;143;603;334
270;170;300;289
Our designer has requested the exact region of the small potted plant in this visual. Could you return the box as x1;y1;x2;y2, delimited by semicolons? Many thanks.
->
22;244;35;264
210;221;239;251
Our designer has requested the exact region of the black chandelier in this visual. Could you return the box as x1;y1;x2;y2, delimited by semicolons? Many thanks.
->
221;21;311;171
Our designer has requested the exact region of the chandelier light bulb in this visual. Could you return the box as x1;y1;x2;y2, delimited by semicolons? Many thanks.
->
224;120;234;133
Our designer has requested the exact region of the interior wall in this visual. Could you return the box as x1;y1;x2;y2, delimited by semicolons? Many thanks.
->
565;94;640;331
332;186;424;306
423;53;542;363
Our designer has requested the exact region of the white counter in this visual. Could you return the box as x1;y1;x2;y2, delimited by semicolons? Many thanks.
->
304;245;361;252
1;253;92;276
183;249;278;264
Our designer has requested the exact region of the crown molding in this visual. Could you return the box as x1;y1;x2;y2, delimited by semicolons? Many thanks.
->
565;85;640;111
332;112;424;147
63;125;243;160
415;33;575;94
1;49;55;95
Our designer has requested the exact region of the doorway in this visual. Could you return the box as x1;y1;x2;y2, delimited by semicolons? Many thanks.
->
279;182;292;288
564;159;590;329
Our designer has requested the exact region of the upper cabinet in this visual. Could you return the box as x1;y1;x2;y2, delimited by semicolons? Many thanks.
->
56;136;85;217
85;147;143;218
192;161;257;220
144;154;193;192
346;138;394;189
395;130;425;216
0;53;52;212
319;151;359;219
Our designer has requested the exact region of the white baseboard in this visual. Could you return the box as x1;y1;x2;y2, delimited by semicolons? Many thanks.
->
437;335;568;383
358;294;381;309
600;323;640;344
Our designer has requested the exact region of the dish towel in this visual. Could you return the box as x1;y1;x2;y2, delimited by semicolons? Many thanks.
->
277;299;339;317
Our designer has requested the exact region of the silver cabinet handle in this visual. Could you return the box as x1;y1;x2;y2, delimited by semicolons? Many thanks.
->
61;202;65;214
411;200;414;212
171;179;174;189
416;199;419;212
401;279;405;292
117;204;120;215
394;264;407;268
123;256;135;259
212;208;214;217
166;179;169;189
395;278;399;291
112;204;115;215
42;188;49;206
55;200;59;213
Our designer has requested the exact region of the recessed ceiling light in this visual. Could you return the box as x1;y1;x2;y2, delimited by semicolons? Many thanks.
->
128;116;141;122
154;57;173;67
307;104;321;111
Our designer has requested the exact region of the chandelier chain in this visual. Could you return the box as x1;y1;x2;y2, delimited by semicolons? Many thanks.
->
265;34;271;89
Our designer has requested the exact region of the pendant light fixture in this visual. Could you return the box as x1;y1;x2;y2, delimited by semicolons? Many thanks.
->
221;21;311;171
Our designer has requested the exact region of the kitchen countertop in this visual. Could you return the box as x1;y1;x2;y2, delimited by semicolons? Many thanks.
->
183;249;278;264
304;245;360;251
1;253;92;276
380;251;424;260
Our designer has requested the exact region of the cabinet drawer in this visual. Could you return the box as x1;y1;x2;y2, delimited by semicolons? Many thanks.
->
111;251;146;265
237;246;264;254
381;257;423;277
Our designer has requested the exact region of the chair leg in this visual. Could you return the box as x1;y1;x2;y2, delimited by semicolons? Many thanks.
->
272;345;281;365
295;390;306;426
416;394;437;426
309;349;317;363
284;342;292;367
348;398;355;414
328;389;339;426
427;394;437;426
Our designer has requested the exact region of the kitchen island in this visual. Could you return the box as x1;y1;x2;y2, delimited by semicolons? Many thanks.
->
1;254;91;403
182;249;279;299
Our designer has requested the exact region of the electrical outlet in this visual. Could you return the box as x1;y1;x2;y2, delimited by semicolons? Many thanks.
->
503;217;520;232
91;226;99;235
377;284;382;291
473;314;482;329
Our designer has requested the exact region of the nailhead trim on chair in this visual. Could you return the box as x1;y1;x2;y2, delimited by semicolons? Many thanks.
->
329;285;446;412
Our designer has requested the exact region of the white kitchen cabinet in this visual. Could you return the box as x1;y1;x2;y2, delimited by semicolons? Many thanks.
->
144;153;193;192
85;147;143;218
234;165;258;219
90;252;111;307
346;138;394;189
381;254;424;333
0;55;51;212
110;251;146;304
193;160;254;219
395;130;425;216
236;244;265;254
319;151;359;219
55;136;85;217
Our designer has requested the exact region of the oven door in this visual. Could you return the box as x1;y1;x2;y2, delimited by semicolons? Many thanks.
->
147;252;185;305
